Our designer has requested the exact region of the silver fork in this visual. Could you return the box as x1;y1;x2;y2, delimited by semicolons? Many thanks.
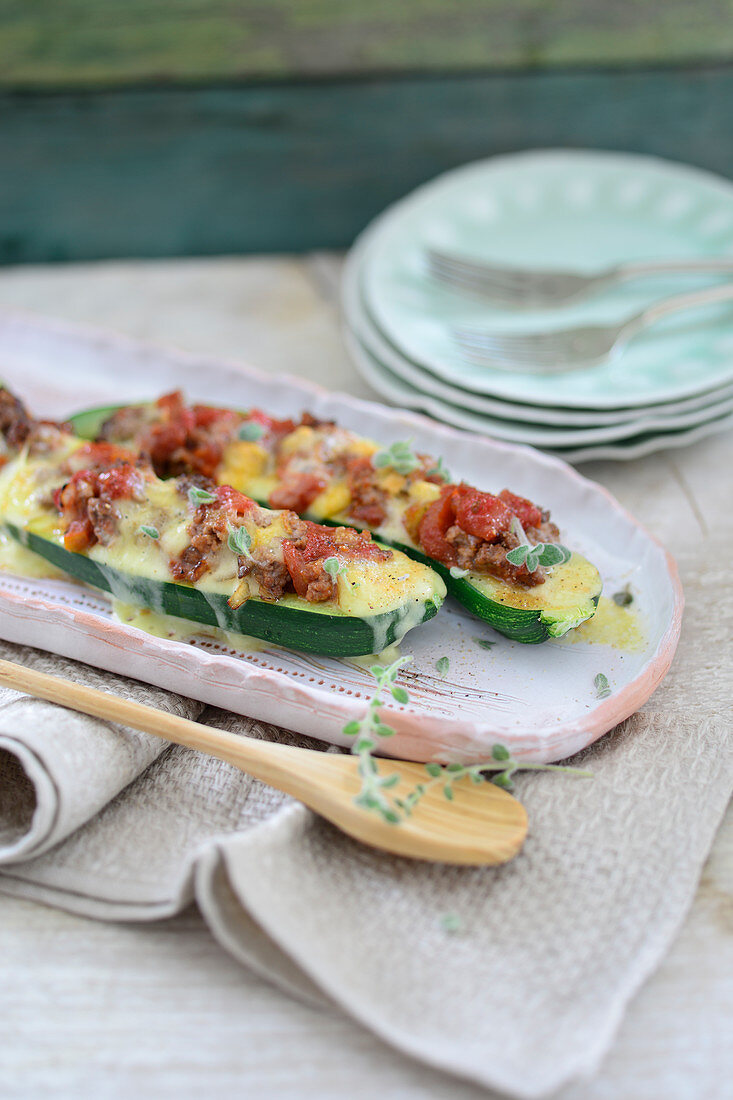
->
428;248;733;308
452;283;733;373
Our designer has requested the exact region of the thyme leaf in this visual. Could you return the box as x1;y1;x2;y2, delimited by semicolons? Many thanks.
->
436;656;450;677
138;525;160;540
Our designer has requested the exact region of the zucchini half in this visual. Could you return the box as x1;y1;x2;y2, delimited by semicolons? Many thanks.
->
5;524;442;657
70;404;602;644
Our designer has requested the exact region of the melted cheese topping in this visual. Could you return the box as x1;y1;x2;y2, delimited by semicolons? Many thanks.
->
466;553;601;613
556;595;646;651
0;440;444;625
111;600;268;652
0;527;66;579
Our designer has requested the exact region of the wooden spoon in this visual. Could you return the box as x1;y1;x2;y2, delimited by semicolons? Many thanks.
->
0;657;528;865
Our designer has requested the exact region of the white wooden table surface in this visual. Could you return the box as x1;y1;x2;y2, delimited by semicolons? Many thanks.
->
0;256;731;1100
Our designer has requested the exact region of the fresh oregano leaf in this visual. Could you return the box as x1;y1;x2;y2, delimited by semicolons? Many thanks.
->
537;543;571;567
426;456;451;481
473;637;496;650
323;556;347;577
449;566;470;579
443;785;454;801
425;762;443;778
227;525;252;557
381;774;400;789
238;421;265;442
390;685;410;704
505;545;529;567
342;719;361;736
439;912;462;934
436;656;450;677
373;440;420;475
594;672;612;699
188;486;218;506
138;525;160;540
491;743;511;761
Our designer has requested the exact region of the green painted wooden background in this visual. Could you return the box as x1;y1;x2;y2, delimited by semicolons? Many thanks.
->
1;2;731;262
3;1;733;85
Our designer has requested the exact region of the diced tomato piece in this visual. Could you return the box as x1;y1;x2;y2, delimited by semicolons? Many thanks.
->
215;484;256;516
192;404;241;431
417;487;458;566
96;464;143;500
269;472;326;513
498;489;543;530
247;409;296;436
453;486;512;542
74;441;137;467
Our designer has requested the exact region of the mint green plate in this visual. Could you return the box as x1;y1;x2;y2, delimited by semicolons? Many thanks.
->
361;150;733;410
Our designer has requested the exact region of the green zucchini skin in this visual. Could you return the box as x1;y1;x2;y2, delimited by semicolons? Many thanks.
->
6;525;440;657
70;404;600;643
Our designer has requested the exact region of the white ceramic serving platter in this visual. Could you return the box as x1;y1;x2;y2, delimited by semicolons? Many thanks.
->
0;310;682;763
348;327;733;464
344;224;733;430
361;150;733;409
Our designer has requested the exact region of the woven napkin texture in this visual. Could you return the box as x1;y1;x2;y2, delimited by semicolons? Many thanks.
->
0;611;730;1098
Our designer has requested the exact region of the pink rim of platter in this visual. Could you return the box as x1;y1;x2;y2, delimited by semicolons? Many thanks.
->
0;309;683;763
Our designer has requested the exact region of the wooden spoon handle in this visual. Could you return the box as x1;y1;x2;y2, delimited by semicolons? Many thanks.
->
0;656;325;793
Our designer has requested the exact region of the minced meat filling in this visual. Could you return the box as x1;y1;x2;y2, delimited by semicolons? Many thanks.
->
418;484;561;588
87;391;566;591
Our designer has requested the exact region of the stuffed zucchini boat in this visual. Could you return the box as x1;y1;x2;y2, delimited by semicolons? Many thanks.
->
72;393;602;643
0;393;444;656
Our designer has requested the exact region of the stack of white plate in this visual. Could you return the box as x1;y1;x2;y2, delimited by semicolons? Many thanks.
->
342;150;733;463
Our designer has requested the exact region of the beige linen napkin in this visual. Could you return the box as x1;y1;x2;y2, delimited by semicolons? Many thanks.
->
0;637;730;1097
0;639;204;864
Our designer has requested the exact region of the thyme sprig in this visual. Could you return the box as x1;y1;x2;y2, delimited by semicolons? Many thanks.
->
343;657;592;824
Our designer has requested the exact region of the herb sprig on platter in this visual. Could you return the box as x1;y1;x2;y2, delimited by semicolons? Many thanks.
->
344;658;592;823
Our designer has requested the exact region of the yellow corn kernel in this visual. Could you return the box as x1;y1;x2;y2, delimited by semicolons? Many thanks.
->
310;480;351;518
219;440;268;484
409;479;442;505
378;471;407;494
277;425;316;456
